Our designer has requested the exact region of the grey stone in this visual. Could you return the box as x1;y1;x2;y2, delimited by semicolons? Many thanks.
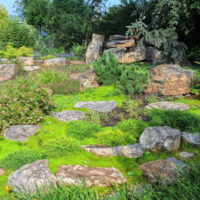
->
167;157;187;168
56;165;127;187
0;64;17;81
51;110;85;121
74;100;117;113
139;126;182;152
178;152;194;161
82;144;143;158
23;65;40;71
4;125;40;141
182;133;200;146
145;101;189;111
8;160;57;192
86;34;105;64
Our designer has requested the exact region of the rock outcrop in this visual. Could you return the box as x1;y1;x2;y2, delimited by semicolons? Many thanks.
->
182;132;200;146
18;57;34;66
41;58;67;67
81;144;143;158
0;64;17;81
85;34;105;64
56;165;127;187
145;64;194;96
74;100;117;113
139;126;182;152
4;125;40;141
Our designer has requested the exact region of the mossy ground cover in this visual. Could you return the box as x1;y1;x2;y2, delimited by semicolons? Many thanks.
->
0;84;200;198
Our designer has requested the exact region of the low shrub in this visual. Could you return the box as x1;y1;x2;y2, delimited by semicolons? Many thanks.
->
39;55;55;60
0;77;54;133
70;43;87;57
1;149;41;170
50;79;80;95
148;109;200;133
67;121;101;140
41;136;81;158
95;128;133;146
93;52;123;85
116;119;147;141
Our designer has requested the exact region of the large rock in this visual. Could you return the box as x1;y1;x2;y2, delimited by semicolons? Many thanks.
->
182;133;200;146
104;48;126;60
86;34;105;64
81;144;143;158
0;64;17;81
18;57;34;66
0;58;10;64
70;68;99;90
178;152;194;161
139;159;186;185
139;126;182;152
145;47;163;63
145;101;189;111
74;100;117;113
4;125;40;141
146;64;194;96
104;39;135;49
51;110;85;121
56;165;127;187
8;160;57;192
23;65;40;71
42;58;67;67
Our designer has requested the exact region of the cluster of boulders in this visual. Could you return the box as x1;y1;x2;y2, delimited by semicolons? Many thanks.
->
86;34;163;64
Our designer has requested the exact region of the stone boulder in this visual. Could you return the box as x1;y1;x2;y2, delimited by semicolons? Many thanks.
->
139;126;182;152
0;64;17;81
0;58;10;64
139;158;186;185
23;66;40;71
104;39;135;49
145;47;163;63
182;133;200;146
104;48;126;60
18;57;34;66
42;58;67;67
56;165;127;187
51;110;85;121
74;100;117;113
8;160;57;192
81;144;143;158
146;64;194;96
178;152;194;161
70;68;99;90
4;125;40;141
86;34;105;64
145;101;189;111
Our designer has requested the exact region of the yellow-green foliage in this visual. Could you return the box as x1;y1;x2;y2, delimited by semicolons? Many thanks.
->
0;45;33;59
39;55;55;60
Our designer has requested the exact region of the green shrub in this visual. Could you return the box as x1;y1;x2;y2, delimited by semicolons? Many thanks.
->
1;149;41;170
116;119;147;141
0;77;54;133
50;79;80;95
148;109;200;133
145;95;159;104
0;45;33;59
116;65;149;96
95;128;133;146
93;52;123;85
71;43;87;57
41;136;81;158
67;121;101;140
39;55;55;60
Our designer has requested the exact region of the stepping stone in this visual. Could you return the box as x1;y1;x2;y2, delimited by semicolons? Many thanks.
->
0;168;5;176
139;158;186;185
8;160;57;192
74;101;117;113
145;101;189;111
81;144;143;158
56;165;127;187
51;110;85;121
178;152;194;161
4;125;40;141
182;132;200;146
23;66;40;71
139;126;182;152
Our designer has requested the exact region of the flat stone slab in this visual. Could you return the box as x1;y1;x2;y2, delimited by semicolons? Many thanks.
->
51;110;85;121
23;66;40;71
182;133;200;146
139;126;182;152
8;160;57;192
145;101;189;111
81;144;143;158
178;152;194;161
4;125;40;141
56;165;127;187
74;101;117;113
